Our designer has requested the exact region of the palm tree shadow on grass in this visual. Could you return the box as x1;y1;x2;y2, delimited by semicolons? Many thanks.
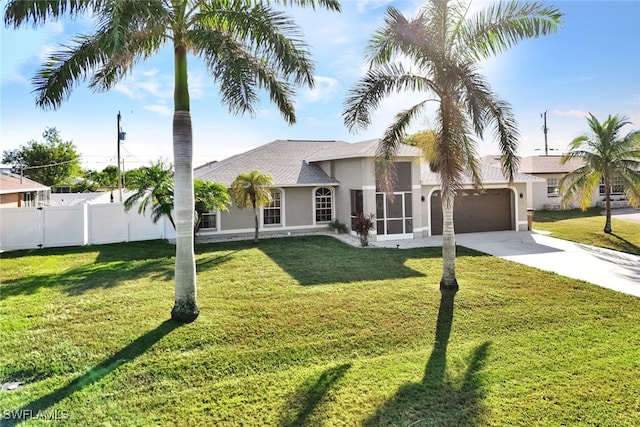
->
4;320;182;427
364;289;491;426
609;233;640;256
279;363;351;427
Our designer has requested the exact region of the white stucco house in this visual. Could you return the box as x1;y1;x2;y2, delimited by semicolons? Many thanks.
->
481;155;629;210
194;139;542;242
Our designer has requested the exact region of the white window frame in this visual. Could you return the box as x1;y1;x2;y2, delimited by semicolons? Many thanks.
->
262;189;284;227
599;176;624;196
199;209;218;231
547;177;560;198
313;187;334;224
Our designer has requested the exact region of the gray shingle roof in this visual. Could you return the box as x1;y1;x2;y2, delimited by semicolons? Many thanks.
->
421;163;545;185
194;140;347;187
480;155;584;174
306;139;423;161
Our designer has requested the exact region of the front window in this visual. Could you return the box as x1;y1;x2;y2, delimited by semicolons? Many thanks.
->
263;190;281;225
600;176;624;195
200;210;217;230
547;178;559;197
315;187;332;222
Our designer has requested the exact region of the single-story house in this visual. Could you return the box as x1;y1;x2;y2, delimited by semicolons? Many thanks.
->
481;155;628;210
0;171;51;208
194;139;542;241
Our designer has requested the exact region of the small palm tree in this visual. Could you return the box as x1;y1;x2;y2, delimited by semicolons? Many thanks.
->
560;113;640;233
343;0;562;290
230;170;274;243
194;179;230;232
125;161;175;228
5;0;341;322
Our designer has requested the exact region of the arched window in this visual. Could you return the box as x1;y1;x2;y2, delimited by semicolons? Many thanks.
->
315;187;332;222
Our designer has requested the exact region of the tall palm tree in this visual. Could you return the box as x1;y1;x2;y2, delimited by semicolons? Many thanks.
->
560;113;640;233
124;160;176;228
343;0;562;290
5;0;341;322
230;170;274;243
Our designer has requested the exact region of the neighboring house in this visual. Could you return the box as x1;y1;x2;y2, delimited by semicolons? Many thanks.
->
0;171;51;208
195;139;541;241
481;155;625;210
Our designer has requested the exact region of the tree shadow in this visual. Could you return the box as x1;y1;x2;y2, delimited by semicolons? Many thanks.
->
1;242;237;299
532;207;602;223
364;289;491;426
279;363;351;427
257;236;480;286
609;233;640;256
3;320;181;427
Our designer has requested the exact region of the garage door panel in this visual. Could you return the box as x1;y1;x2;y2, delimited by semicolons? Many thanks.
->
431;189;512;235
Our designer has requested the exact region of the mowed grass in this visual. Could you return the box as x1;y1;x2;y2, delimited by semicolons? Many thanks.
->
533;208;640;255
1;236;639;426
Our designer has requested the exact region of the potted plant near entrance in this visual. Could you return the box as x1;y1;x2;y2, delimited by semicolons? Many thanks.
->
352;213;375;247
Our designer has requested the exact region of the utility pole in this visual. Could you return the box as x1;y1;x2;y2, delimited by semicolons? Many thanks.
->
541;110;549;156
117;111;123;202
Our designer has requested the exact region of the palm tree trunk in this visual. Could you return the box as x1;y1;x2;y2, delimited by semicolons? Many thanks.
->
604;176;612;234
171;43;199;323
253;200;259;243
440;189;459;290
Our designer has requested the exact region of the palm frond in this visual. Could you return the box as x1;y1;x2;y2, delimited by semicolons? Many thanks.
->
343;63;435;132
375;99;431;194
4;0;102;28
559;166;601;210
461;1;563;60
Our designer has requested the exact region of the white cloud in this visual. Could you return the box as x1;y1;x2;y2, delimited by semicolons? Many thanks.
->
553;109;589;119
303;76;339;102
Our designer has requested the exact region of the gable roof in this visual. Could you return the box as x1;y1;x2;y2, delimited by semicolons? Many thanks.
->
306;139;423;162
0;172;50;194
195;139;347;187
480;155;584;174
421;163;545;185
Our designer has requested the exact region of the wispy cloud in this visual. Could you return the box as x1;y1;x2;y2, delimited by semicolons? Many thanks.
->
553;109;589;119
303;76;339;102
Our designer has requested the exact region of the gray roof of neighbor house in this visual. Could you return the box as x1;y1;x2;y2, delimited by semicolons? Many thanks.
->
421;163;545;185
195;139;349;187
0;171;50;194
480;155;584;174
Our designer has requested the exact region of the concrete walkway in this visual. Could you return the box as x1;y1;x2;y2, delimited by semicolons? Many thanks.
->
358;230;640;298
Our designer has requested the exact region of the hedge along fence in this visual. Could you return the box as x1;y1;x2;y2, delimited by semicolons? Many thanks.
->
0;202;175;252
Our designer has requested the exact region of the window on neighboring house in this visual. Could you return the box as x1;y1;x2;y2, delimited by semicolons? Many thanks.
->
200;210;217;230
263;190;282;225
599;176;625;195
23;192;33;207
315;187;332;222
547;178;560;197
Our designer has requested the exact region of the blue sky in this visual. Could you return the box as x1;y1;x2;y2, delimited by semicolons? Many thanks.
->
1;0;639;171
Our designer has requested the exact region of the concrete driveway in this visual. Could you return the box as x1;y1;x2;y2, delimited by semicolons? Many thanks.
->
369;230;640;297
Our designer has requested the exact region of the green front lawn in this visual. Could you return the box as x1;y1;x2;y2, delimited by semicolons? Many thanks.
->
1;237;639;425
533;207;640;255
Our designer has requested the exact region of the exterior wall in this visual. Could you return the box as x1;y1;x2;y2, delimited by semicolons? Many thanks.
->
331;157;374;229
285;187;313;227
530;173;600;210
220;202;255;231
0;193;21;208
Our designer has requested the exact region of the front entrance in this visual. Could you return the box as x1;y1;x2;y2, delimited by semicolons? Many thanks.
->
376;192;413;239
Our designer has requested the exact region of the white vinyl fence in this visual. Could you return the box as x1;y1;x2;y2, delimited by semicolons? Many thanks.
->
0;203;175;251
